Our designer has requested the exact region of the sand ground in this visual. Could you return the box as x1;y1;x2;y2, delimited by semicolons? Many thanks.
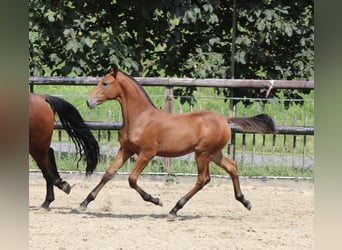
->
29;173;314;250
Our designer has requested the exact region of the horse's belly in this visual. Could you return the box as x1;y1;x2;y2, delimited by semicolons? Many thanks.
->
156;133;197;157
157;148;194;158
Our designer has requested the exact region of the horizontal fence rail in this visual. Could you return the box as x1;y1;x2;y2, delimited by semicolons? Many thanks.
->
29;76;314;89
54;121;314;135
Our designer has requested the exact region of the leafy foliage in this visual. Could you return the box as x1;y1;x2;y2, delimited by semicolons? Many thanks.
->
29;0;314;105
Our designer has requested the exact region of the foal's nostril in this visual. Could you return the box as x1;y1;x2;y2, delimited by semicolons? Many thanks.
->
86;100;90;108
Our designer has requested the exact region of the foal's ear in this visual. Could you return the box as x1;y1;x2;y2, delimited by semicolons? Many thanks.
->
111;64;119;78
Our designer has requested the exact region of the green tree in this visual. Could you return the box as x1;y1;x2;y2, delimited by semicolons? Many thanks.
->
29;0;314;105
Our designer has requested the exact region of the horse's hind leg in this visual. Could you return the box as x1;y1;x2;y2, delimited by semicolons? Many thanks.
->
168;152;211;218
212;152;251;210
48;148;71;194
31;150;55;210
38;148;71;209
40;169;54;210
36;154;55;209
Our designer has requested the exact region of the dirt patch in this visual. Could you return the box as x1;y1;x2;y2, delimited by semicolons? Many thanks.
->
29;173;313;250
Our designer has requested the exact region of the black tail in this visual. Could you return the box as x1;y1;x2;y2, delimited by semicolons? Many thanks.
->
228;114;276;134
45;95;100;175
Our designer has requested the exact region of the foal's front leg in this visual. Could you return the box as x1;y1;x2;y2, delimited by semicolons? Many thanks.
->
128;152;163;206
79;147;133;211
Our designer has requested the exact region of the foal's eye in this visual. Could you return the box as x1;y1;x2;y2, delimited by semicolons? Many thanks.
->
102;81;108;87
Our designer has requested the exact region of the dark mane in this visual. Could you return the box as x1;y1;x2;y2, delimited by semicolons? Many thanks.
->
121;71;156;108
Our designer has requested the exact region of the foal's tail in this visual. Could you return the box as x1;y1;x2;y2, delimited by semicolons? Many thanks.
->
45;95;100;175
228;114;276;134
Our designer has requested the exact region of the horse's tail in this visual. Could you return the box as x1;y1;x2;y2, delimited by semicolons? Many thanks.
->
45;95;100;175
227;114;276;134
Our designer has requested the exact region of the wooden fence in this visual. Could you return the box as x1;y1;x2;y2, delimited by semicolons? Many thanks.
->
29;76;313;114
29;77;314;172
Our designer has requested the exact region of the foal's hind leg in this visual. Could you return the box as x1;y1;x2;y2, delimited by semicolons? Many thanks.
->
169;152;211;218
212;152;251;210
79;147;133;211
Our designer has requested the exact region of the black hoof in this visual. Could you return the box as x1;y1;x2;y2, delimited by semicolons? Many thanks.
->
244;200;252;210
78;200;88;212
155;198;163;207
61;181;71;194
149;196;163;206
236;194;252;210
78;204;87;212
40;202;51;211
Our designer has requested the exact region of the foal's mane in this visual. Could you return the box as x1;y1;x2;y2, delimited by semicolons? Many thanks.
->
120;71;156;108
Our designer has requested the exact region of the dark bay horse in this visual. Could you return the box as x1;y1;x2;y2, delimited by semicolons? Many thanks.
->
29;93;99;209
80;65;276;218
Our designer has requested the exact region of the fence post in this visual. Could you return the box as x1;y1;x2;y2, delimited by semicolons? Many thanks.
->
165;85;173;114
30;84;34;93
163;84;173;173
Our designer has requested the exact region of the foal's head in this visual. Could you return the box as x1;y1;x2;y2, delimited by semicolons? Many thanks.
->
87;65;120;109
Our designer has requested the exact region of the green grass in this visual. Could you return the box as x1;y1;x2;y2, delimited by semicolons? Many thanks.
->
31;85;314;124
29;152;313;178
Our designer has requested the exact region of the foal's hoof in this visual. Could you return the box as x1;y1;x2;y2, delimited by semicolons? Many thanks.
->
78;204;87;212
236;195;252;211
167;213;177;221
244;200;252;210
156;198;163;207
151;197;163;206
78;201;88;212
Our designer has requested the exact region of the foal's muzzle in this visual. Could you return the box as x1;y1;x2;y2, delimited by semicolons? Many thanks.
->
87;98;97;109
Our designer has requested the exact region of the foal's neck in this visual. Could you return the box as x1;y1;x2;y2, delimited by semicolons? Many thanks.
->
117;73;156;125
